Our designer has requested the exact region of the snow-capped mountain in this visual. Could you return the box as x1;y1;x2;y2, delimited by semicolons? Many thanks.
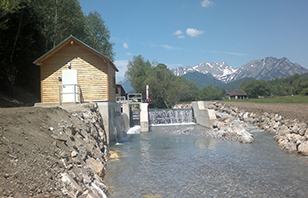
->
228;56;307;81
172;57;307;83
172;62;236;82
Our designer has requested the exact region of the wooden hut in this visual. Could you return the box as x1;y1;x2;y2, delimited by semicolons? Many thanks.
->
229;90;248;100
33;35;118;104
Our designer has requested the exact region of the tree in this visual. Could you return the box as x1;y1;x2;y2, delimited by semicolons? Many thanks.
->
125;55;152;96
0;0;28;30
0;0;116;101
84;11;115;61
0;1;43;94
240;79;270;98
200;86;223;100
32;0;86;51
145;64;176;108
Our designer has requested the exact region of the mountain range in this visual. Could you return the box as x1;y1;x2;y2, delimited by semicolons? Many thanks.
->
119;56;308;92
172;56;307;83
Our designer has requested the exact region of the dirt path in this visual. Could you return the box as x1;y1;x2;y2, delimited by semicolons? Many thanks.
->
222;102;308;124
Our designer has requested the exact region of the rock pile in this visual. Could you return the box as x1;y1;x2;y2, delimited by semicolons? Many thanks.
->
208;105;254;144
0;103;110;197
210;102;308;155
172;103;192;109
54;103;109;197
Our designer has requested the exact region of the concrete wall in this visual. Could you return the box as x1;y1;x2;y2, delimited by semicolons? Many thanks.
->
192;101;216;128
97;102;122;145
140;103;149;133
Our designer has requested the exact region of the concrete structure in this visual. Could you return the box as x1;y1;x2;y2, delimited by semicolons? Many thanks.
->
97;102;122;144
122;102;132;127
140;103;149;133
192;101;216;128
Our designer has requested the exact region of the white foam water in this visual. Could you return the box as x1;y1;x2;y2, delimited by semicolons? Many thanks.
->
126;125;141;134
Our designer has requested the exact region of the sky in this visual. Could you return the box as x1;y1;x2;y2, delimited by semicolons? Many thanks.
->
79;0;308;82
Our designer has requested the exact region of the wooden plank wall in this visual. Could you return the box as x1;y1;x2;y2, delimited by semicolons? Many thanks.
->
40;42;113;103
108;62;116;102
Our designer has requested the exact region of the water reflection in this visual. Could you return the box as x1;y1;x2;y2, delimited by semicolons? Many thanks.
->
105;125;308;198
194;138;217;150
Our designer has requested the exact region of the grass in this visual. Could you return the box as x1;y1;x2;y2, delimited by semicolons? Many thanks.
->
221;95;308;103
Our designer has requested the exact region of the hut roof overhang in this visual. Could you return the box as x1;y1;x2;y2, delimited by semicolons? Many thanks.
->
33;35;118;72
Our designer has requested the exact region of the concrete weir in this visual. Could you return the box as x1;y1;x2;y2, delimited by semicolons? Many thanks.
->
140;103;149;132
192;101;217;128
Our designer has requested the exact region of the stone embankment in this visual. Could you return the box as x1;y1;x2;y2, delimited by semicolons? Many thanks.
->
210;102;308;155
207;103;254;144
173;102;254;143
0;103;109;198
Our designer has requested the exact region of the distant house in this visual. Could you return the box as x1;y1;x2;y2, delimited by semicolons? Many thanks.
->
116;84;127;101
33;35;118;104
229;90;248;100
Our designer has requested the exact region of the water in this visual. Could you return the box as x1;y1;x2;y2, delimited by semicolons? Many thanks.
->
105;125;308;198
149;109;195;126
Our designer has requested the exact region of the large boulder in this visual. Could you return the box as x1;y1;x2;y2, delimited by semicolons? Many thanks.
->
298;142;308;155
86;157;105;177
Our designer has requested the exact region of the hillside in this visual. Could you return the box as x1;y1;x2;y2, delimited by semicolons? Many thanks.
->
182;72;226;88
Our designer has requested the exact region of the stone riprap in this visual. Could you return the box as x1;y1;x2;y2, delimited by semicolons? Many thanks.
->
210;102;308;155
0;103;109;197
58;103;109;197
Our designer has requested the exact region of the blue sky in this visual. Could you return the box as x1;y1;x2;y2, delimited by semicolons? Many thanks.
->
79;0;308;81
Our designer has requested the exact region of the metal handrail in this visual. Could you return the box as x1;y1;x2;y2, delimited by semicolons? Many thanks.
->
59;84;81;105
127;93;142;104
116;96;126;102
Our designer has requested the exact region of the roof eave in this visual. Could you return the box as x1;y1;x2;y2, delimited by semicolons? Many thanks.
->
33;35;119;72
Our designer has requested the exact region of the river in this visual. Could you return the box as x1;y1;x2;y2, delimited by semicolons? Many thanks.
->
105;124;308;197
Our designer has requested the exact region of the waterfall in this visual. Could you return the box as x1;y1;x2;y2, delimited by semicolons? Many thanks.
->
149;109;195;126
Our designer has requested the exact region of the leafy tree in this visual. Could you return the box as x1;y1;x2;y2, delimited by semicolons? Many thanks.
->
240;79;271;98
84;11;115;61
125;58;200;108
125;55;152;96
146;64;200;108
0;0;28;30
200;86;223;100
145;64;174;108
32;0;86;51
0;1;43;94
0;0;115;99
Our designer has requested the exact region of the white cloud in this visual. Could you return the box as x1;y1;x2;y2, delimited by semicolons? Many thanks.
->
173;30;185;39
201;0;213;7
161;44;183;50
126;52;133;56
186;28;205;37
123;42;129;48
162;45;174;50
173;30;183;35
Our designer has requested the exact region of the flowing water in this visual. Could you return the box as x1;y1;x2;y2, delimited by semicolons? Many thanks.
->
149;109;195;126
105;121;308;197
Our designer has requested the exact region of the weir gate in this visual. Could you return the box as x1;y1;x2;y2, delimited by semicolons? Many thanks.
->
117;97;216;132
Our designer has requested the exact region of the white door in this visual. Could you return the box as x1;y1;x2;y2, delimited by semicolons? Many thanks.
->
62;69;78;102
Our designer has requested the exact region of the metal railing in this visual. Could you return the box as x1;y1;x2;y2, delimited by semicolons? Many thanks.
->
59;84;81;105
116;96;127;102
127;93;142;104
